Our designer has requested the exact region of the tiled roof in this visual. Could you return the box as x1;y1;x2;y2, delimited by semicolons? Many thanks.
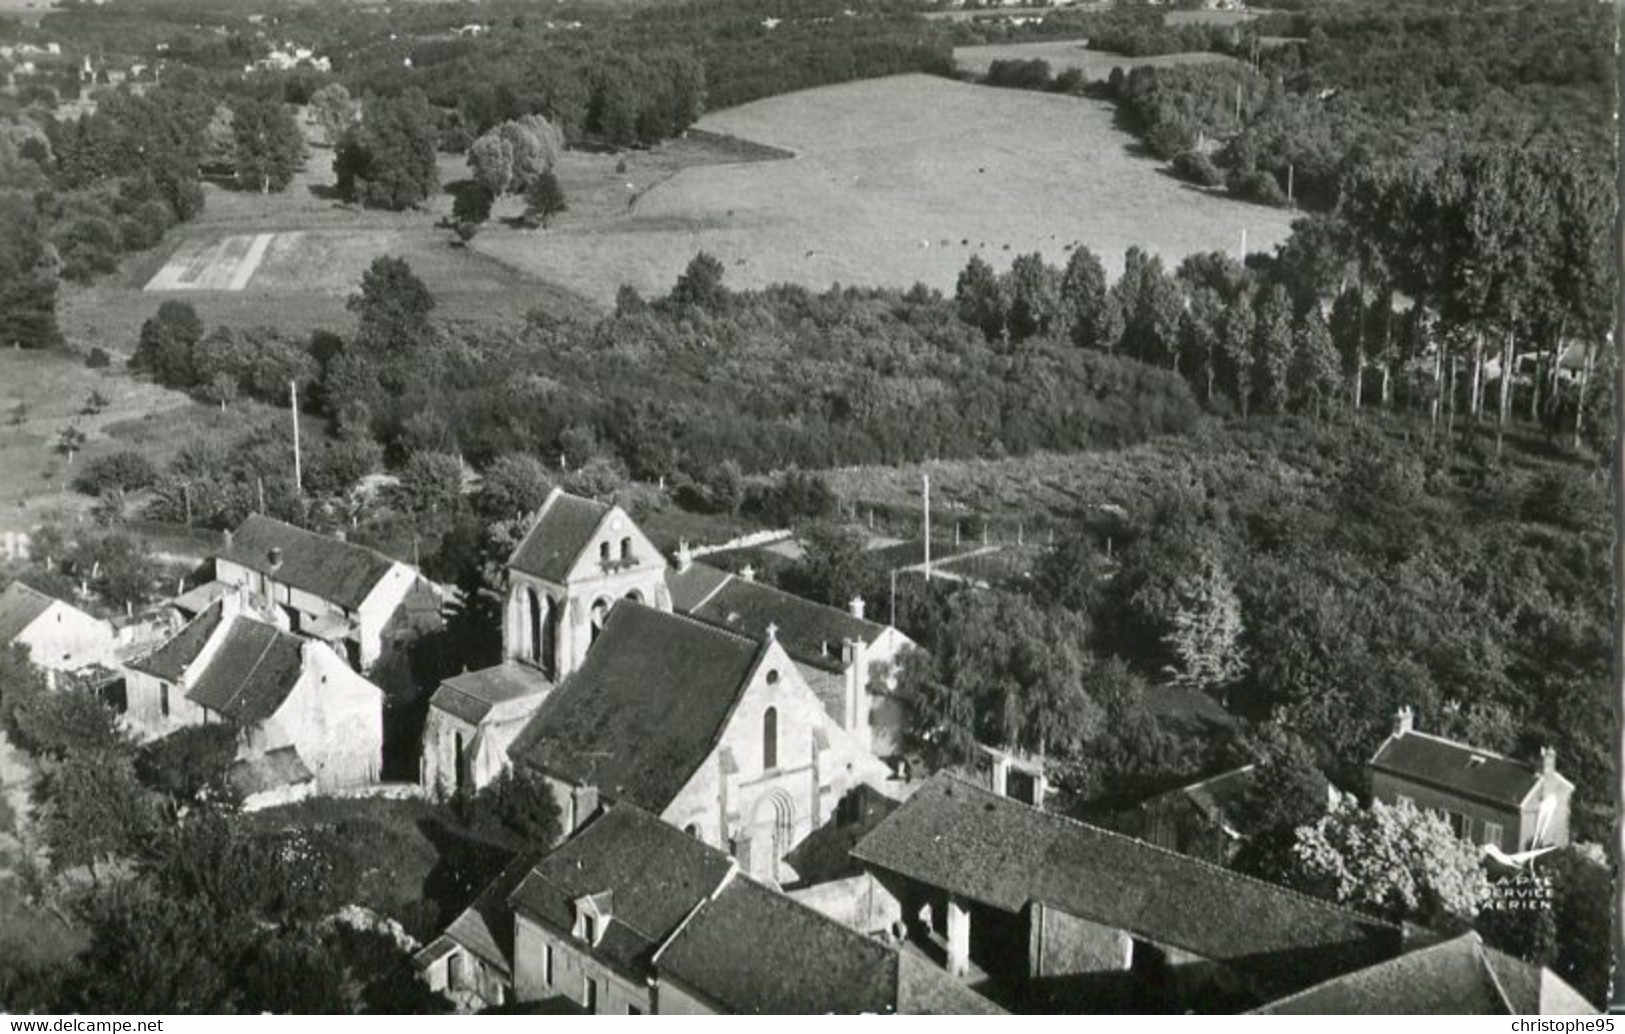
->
657;875;1000;1015
220;515;398;610
430;662;553;726
853;774;1400;995
436;849;546;977
508;806;734;978
507;601;763;813
185;616;307;723
668;561;890;672
1253;932;1595;1014
508;490;611;584
127;600;226;681
0;581;56;644
1370;731;1565;806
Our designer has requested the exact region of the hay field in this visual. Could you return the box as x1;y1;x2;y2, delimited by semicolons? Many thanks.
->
952;40;1240;79
473;74;1294;304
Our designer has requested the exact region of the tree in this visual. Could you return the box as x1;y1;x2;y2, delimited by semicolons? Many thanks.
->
134;300;205;387
1285;798;1490;927
955;255;1006;341
134;725;242;809
348;256;435;355
8;682;123;759
523;169;567;228
1002;252;1061;342
785;522;875;609
1034;525;1108;614
451;184;493;232
1218;291;1256;415
474;453;553;521
466;129;515;197
39;749;159;875
308;82;358;148
1115;246;1182;368
333;91;439;211
56;425;87;464
1252;283;1295;413
394;451;464;516
231;98;304;193
1159;549;1245;693
668;251;728;314
1061;245;1122;351
464;764;563;846
75;450;157;496
1289;307;1340;417
0;194;61;349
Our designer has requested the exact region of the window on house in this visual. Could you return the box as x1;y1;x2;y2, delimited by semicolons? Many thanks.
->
762;707;778;770
1394;794;1413;809
599;541;611;563
1446;811;1469;838
447;953;465;991
543;944;553;986
620;536;632;561
584;977;598;1013
160;683;170;718
581;913;597;945
1483;821;1504;848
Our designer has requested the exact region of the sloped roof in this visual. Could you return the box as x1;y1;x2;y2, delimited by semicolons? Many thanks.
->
507;601;763;813
508;490;611;584
0;581;56;644
1371;731;1569;806
853;774;1401;995
127;600;227;681
185;616;307;723
1253;932;1595;1014
508;806;734;979
432;849;546;977
658;874;1001;1015
430;662;553;726
668;561;891;672
220;515;398;610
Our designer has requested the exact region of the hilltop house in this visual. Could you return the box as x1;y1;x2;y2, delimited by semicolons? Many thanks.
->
0;581;114;673
1116;763;1338;865
1369;707;1572;854
849;773;1405;1012
124;593;383;792
213;515;443;675
417;804;1000;1014
422;489;913;804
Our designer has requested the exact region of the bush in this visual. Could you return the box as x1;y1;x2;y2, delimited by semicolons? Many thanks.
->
75;450;157;496
86;348;112;369
1227;168;1290;207
1172;150;1225;187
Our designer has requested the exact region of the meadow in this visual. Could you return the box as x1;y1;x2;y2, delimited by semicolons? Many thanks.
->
473;74;1295;304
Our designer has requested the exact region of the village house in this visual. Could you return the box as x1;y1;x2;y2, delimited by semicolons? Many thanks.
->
212;514;443;677
0;581;115;673
123;592;384;793
1369;707;1572;856
1115;763;1338;865
1251;931;1594;1014
422;488;914;803
417;804;1000;1014
848;773;1406;1013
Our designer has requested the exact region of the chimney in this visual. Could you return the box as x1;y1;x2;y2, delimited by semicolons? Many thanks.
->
849;595;866;621
1393;705;1414;737
267;547;283;571
740;564;755;582
223;528;234;550
1540;746;1557;777
676;539;693;573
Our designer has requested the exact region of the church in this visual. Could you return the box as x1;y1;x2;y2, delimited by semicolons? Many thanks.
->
420;487;907;882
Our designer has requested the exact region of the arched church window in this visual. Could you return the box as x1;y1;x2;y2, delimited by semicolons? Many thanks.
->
599;541;611;563
620;536;633;561
762;707;778;770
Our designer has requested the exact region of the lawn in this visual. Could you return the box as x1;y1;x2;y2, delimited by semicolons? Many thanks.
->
472;74;1295;305
952;39;1241;79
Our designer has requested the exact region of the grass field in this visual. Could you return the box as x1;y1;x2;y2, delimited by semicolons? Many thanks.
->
473;74;1295;304
952;40;1240;79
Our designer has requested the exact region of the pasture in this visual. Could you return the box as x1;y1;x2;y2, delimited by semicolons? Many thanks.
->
952;39;1240;79
472;74;1295;304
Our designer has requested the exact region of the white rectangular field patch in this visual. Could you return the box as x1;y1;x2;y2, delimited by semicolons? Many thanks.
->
144;232;275;292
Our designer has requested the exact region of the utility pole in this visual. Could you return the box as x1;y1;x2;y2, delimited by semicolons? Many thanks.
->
1239;227;1248;263
290;380;302;495
922;473;931;582
1287;163;1295;206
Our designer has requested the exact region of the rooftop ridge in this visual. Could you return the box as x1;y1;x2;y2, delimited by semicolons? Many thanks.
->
237;513;402;568
694;559;891;636
1249;932;1480;1014
1391;728;1531;768
925;772;1401;934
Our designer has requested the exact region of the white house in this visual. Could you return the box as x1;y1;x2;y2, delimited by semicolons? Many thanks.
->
124;592;384;790
213;515;442;673
0;581;114;673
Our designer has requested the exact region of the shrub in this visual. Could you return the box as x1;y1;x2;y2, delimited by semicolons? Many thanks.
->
1227;168;1290;207
75;450;157;496
85;347;112;369
1172;150;1224;187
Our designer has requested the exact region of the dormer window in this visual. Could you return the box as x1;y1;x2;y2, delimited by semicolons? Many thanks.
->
573;891;613;948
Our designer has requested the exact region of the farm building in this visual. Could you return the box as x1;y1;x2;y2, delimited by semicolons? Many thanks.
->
0;580;114;673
